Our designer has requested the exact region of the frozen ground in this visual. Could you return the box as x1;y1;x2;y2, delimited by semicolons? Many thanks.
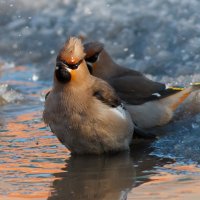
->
1;0;200;78
0;0;200;199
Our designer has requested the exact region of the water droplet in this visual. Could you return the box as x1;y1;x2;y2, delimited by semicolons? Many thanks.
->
12;44;18;49
57;28;63;36
144;56;151;61
192;123;199;129
32;74;39;81
50;50;55;55
37;41;43;46
84;7;92;15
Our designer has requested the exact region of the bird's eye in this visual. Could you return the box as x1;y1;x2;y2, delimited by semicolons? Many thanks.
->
85;53;99;63
62;59;83;70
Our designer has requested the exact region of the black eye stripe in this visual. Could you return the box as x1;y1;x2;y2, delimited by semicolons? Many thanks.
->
87;63;93;74
61;59;83;70
85;53;99;63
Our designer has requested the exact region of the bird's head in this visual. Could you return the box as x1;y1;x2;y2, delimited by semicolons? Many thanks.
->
84;41;104;74
84;41;115;79
55;37;87;84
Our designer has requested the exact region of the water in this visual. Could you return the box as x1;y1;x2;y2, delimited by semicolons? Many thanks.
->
0;0;200;199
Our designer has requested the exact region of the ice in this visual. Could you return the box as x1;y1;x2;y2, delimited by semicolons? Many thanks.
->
0;61;15;70
0;0;199;78
152;122;200;164
192;122;199;129
0;84;24;105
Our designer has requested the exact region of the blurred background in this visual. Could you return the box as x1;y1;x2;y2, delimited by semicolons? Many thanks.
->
0;0;200;199
1;0;200;80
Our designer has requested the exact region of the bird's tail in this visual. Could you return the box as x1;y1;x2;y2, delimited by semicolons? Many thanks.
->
160;83;200;111
127;83;200;129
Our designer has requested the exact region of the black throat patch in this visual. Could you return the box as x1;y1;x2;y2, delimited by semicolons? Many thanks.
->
55;63;71;83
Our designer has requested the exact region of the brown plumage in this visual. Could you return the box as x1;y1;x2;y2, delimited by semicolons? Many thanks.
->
126;84;200;128
84;41;200;128
84;41;166;105
43;37;134;154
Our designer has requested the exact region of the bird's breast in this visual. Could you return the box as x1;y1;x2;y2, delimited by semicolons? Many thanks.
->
109;104;127;120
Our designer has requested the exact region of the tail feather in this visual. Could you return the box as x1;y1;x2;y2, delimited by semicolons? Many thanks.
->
158;86;184;98
190;82;200;90
127;83;200;129
160;83;200;111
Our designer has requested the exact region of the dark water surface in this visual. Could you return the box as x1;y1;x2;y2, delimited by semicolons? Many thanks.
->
0;0;200;199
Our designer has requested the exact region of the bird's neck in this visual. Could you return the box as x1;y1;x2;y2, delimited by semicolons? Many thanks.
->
93;50;121;80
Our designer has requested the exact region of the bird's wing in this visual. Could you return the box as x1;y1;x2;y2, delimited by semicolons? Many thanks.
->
109;75;168;105
93;78;122;108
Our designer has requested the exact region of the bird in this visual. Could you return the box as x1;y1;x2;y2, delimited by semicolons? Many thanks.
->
84;41;166;105
43;37;134;154
126;84;200;128
84;41;200;129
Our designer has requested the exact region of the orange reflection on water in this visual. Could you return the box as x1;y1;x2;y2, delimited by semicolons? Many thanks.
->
0;111;69;200
165;164;200;173
127;164;200;200
5;191;51;200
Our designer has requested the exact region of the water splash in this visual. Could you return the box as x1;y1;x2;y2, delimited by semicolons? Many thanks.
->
0;84;24;105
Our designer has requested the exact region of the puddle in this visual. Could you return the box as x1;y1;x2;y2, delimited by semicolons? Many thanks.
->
0;0;200;199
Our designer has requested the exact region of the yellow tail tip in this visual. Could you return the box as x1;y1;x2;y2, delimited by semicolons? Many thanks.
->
190;82;200;86
190;82;200;91
167;86;184;91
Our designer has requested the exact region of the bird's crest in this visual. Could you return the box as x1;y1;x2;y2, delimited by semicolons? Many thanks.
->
57;37;86;64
